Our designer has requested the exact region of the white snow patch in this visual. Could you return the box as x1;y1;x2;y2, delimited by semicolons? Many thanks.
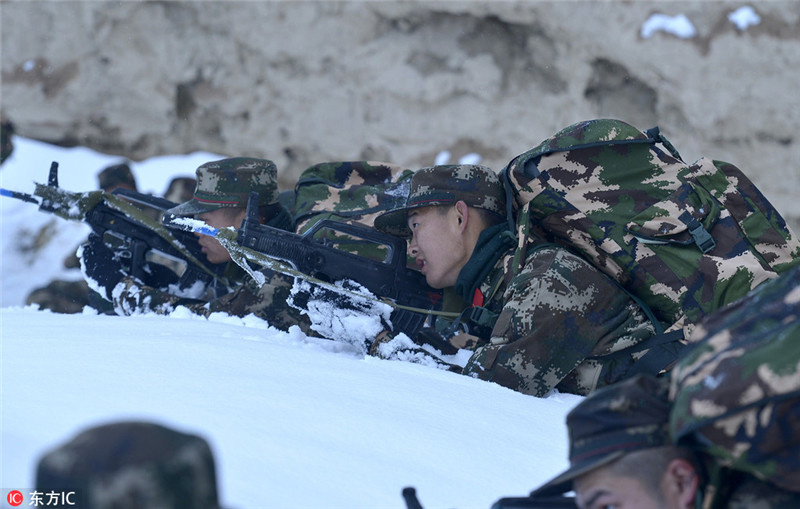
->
641;13;697;39
728;6;761;31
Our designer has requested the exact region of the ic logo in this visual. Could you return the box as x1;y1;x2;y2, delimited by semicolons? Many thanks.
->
6;490;24;507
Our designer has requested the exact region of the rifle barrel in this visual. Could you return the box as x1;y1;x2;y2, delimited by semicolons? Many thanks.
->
0;188;40;204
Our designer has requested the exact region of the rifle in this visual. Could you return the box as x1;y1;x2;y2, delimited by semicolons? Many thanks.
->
402;487;577;509
1;161;230;297
164;192;447;339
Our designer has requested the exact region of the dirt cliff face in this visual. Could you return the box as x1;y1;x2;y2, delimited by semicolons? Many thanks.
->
2;1;798;230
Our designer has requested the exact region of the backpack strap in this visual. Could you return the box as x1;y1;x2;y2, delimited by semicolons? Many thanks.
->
593;329;687;383
645;126;683;161
598;270;688;378
623;330;687;377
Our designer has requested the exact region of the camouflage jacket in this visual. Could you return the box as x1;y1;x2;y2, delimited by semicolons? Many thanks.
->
707;469;800;509
457;229;657;397
112;264;312;334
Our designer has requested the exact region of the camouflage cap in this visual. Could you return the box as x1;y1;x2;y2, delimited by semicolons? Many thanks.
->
36;420;221;509
373;164;505;237
531;374;672;497
97;163;137;192
167;157;280;216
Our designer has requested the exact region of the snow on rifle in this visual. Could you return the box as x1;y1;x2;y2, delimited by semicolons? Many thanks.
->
163;192;447;344
1;161;230;297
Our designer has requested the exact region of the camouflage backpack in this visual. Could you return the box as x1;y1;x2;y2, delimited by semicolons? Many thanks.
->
293;161;414;262
668;265;800;506
500;119;800;340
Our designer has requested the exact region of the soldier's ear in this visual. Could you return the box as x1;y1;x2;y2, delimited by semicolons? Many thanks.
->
663;458;700;509
233;207;248;228
454;200;470;232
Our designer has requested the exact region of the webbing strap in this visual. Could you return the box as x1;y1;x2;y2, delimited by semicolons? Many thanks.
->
679;211;717;253
623;330;687;377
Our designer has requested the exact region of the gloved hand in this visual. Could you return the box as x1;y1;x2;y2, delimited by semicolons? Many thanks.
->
369;331;461;373
79;233;127;301
288;278;393;354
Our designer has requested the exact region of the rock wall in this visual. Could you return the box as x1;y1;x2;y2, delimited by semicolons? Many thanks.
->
2;1;799;230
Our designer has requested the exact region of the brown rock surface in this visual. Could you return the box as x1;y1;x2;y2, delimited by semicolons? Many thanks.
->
2;1;798;230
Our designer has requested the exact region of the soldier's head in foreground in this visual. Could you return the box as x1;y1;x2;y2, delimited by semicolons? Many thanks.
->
167;157;289;264
532;374;701;509
374;164;506;289
36;420;221;509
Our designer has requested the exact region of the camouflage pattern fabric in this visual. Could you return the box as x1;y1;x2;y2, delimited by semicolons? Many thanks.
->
502;119;800;336
460;241;656;397
723;472;800;509
167;157;281;216
294;161;415;262
36;421;220;509
669;264;800;498
531;374;800;508
112;161;421;333
97;162;137;192
374;164;506;237
371;164;659;397
531;374;673;497
25;279;89;314
294;160;413;231
112;264;314;335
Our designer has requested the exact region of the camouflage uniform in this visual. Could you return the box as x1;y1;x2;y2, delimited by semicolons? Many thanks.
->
36;421;221;509
108;158;312;333
25;279;90;314
530;374;800;508
669;264;800;507
373;164;656;397
97;162;137;192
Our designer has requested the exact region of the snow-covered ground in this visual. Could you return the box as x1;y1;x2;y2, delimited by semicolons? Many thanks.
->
0;137;582;509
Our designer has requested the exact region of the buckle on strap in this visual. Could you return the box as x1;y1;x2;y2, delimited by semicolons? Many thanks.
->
679;211;716;253
468;306;498;329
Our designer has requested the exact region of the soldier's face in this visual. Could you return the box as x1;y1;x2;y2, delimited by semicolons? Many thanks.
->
574;472;668;509
407;205;471;289
574;458;697;509
196;208;247;264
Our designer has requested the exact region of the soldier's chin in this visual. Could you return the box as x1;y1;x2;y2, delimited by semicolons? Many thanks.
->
425;275;446;290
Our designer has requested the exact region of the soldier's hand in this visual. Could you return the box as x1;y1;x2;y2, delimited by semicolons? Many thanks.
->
79;234;127;300
369;331;461;373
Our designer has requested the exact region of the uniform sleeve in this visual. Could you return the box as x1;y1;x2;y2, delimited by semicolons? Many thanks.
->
205;269;312;333
113;269;313;333
461;247;653;397
111;276;210;316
